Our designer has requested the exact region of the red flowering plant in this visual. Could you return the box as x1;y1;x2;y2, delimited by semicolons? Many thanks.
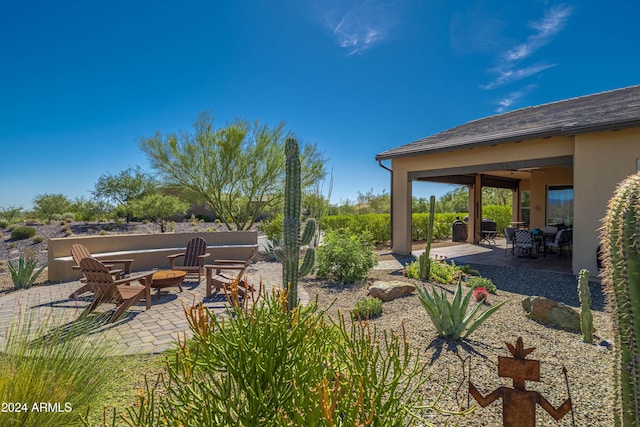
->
472;287;489;303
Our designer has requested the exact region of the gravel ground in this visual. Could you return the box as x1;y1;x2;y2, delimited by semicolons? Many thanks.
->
302;266;614;426
0;222;615;425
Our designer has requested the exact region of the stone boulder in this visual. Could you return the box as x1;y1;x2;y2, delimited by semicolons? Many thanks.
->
521;296;581;332
368;281;416;302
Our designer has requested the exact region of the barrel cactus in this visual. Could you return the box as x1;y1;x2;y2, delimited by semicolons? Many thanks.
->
577;269;594;343
282;137;316;311
600;172;640;426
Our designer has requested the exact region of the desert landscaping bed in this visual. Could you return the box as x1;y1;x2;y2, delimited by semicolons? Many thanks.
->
0;221;614;425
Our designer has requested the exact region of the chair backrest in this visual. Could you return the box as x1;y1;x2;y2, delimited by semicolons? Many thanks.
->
556;229;572;245
514;229;533;245
184;237;207;266
79;257;117;300
541;226;558;235
504;227;515;241
71;243;92;266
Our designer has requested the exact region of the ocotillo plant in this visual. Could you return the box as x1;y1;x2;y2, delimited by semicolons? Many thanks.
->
600;172;640;427
282;137;316;311
577;269;593;343
419;195;436;281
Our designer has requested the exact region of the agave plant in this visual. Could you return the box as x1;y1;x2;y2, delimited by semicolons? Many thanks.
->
416;277;506;339
8;253;46;289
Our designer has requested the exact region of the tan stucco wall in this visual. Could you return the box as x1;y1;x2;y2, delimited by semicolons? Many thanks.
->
48;231;258;281
390;137;574;253
528;167;573;229
573;128;640;275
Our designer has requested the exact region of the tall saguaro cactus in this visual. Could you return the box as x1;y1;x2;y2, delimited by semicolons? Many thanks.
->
601;172;640;426
577;269;594;343
283;137;316;311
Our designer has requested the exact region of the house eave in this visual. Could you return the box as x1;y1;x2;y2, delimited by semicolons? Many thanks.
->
375;118;640;162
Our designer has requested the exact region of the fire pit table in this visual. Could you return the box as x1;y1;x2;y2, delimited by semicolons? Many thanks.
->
151;270;187;293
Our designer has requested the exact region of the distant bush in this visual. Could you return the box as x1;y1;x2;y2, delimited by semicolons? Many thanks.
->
32;235;45;244
316;229;378;284
11;226;36;240
481;205;512;236
0;220;8;229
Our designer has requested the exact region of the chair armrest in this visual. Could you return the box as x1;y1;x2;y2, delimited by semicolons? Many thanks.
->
115;271;154;286
167;253;185;260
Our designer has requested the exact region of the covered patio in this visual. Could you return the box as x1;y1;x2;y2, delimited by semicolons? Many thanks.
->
376;85;640;275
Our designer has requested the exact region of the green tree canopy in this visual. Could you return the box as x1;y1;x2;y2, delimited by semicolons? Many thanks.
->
92;167;157;222
33;193;72;223
129;193;190;232
139;112;326;230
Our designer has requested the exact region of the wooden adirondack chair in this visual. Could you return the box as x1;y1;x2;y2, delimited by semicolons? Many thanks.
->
69;243;134;299
78;257;152;323
167;237;210;282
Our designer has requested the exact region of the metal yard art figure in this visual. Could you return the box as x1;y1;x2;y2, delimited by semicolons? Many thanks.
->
469;337;573;427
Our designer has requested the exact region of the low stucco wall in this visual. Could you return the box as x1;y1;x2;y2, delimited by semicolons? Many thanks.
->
48;231;258;282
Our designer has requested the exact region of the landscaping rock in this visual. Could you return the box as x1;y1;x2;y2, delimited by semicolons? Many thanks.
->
368;281;416;302
521;296;581;332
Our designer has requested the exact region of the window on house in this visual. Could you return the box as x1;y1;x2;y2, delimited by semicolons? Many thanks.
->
547;185;573;226
520;191;530;226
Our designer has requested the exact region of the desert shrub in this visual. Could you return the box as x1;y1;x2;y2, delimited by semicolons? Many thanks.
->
0;219;8;228
460;264;480;276
405;258;463;284
429;259;461;284
352;297;383;319
316;229;378;284
320;214;391;243
1;314;117;427
98;229;109;235
466;276;497;294
259;213;284;240
120;291;446;426
11;225;36;240
32;235;44;244
416;278;506;339
64;229;73;236
472;287;490;303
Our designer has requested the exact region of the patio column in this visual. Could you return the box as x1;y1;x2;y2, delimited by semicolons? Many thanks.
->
467;174;482;244
512;189;519;223
391;170;412;255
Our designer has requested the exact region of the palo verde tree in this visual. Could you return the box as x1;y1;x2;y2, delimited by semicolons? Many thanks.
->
139;112;326;230
92;167;158;222
33;193;72;223
129;193;190;232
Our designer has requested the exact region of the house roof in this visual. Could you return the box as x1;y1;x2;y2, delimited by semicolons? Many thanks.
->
376;84;640;161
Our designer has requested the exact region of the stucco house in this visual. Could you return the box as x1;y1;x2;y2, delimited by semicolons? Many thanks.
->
376;85;640;275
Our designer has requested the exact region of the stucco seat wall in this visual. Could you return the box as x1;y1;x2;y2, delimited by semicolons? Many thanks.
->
48;231;258;282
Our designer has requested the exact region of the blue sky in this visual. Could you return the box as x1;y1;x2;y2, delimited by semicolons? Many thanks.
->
2;0;639;210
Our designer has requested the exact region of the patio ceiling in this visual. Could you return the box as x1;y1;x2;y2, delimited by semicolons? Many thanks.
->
408;155;573;189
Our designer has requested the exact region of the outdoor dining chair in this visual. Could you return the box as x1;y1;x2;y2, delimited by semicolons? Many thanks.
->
545;228;573;257
503;227;516;255
514;229;536;258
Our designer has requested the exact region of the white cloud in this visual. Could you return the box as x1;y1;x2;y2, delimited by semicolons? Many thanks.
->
483;4;573;90
482;63;556;90
315;0;402;56
495;85;538;113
